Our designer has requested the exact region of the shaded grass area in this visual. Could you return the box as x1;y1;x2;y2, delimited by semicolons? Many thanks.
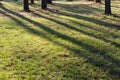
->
0;0;120;80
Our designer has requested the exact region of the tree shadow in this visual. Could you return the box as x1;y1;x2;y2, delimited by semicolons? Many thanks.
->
112;14;120;18
0;4;120;79
63;12;119;28
31;11;120;48
52;3;120;29
52;2;103;14
53;2;120;18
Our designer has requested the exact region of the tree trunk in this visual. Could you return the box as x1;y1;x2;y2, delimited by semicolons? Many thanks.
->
41;0;47;9
96;0;101;3
31;0;34;4
105;0;111;14
47;0;52;4
23;0;29;11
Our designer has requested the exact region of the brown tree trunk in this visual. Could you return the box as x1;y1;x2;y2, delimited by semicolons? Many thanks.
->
47;0;52;4
23;0;29;11
31;0;34;4
105;0;111;14
96;0;101;3
41;0;47;9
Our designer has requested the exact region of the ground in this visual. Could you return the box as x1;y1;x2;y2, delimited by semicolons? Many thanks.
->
0;0;120;80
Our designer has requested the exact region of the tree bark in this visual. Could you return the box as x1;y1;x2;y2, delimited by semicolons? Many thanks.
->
23;0;29;11
31;0;34;4
41;0;47;9
47;0;52;4
96;0;101;3
105;0;111;14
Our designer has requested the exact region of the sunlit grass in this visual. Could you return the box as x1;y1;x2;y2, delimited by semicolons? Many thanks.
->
0;0;120;80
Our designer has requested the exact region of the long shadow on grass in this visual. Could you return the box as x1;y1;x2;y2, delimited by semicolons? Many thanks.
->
53;3;103;14
52;3;120;29
61;12;120;29
32;12;120;48
50;14;120;37
0;5;120;79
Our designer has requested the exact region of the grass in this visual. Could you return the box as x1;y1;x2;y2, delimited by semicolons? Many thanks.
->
0;0;120;80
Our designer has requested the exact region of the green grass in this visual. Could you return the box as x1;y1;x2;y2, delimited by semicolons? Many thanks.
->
0;0;120;80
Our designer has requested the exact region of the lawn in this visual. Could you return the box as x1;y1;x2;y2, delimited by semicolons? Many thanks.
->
0;0;120;80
